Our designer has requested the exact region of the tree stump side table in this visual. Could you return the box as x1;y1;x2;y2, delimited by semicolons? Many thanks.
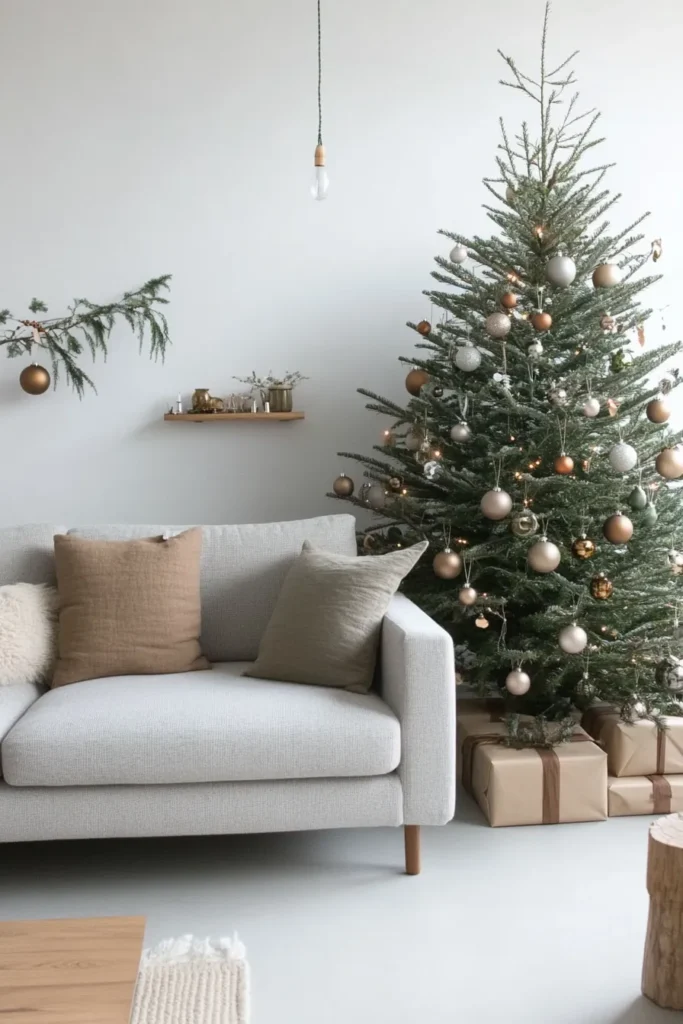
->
642;812;683;1010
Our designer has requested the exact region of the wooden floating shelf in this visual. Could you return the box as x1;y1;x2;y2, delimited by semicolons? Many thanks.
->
164;412;305;422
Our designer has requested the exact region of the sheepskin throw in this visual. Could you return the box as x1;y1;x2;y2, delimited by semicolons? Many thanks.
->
0;583;58;687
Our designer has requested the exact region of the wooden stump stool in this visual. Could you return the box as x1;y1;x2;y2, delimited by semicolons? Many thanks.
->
642;812;683;1009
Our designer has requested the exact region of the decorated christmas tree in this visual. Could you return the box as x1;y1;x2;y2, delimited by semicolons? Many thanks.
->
331;4;683;745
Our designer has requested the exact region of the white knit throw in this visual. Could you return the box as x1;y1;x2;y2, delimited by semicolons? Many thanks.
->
131;935;250;1024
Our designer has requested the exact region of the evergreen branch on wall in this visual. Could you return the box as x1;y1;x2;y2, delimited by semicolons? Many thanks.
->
0;274;172;396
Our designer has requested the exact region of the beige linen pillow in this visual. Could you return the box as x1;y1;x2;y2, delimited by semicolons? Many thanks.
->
245;539;427;692
52;528;209;688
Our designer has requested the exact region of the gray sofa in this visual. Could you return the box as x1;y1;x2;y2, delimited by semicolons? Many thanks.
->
0;515;455;873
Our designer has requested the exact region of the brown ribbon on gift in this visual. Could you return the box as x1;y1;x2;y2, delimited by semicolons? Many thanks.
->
461;731;593;825
646;774;672;814
656;729;666;775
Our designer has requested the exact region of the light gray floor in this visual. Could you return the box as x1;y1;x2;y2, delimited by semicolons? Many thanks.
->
0;788;678;1024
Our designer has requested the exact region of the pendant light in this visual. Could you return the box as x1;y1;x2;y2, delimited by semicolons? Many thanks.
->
310;0;329;200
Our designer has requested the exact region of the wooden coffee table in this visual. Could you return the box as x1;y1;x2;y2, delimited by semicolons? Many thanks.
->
0;916;145;1024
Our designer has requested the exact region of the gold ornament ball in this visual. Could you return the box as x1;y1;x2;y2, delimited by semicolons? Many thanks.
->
405;368;430;396
571;536;596;560
501;291;518;309
531;311;552;332
592;262;621;288
475;614;490;629
603;511;633;544
19;363;51;395
590;573;613;600
458;585;478;606
433;548;463;580
646;397;671;423
655;446;683;480
332;474;354;497
554;454;574;475
416;319;431;336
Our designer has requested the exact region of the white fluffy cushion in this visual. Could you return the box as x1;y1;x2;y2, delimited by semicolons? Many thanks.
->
0;583;58;687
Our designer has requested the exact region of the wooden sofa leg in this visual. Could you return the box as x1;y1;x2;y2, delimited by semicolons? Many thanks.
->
404;825;421;875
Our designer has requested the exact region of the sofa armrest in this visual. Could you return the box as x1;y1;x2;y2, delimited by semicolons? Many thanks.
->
379;594;455;825
0;683;44;778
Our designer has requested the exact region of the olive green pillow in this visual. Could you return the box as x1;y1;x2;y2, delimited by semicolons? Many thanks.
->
245;539;427;692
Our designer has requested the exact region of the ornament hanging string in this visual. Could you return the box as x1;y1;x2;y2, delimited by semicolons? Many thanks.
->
315;0;323;146
558;413;568;454
491;456;504;490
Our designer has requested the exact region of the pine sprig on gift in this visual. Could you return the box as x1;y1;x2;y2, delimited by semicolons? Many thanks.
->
0;274;172;396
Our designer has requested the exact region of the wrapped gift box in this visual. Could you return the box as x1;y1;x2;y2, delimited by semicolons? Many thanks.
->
582;705;683;778
462;727;607;827
456;701;505;777
608;774;683;817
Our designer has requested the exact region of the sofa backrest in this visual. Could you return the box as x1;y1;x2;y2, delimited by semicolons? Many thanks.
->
68;515;357;661
0;524;67;587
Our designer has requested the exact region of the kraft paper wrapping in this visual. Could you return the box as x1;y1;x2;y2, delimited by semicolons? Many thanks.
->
462;728;607;827
456;704;505;777
582;705;683;778
608;775;683;817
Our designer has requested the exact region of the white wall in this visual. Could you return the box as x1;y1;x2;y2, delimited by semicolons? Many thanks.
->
0;0;680;526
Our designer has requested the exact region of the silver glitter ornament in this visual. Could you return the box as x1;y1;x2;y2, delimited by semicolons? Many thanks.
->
608;442;638;473
546;253;577;288
423;460;443;480
510;510;539;537
655;656;683;692
450;422;471;443
484;311;512;339
454;343;482;372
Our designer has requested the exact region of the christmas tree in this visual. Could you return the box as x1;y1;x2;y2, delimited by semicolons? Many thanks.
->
331;4;683;745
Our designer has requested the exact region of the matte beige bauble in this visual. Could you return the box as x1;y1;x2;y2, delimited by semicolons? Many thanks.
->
646;397;671;424
480;487;513;520
656;446;683;480
505;669;531;696
592;262;621;288
332;473;354;497
527;537;561;573
602;511;633;544
458;585;478;606
433;549;463;579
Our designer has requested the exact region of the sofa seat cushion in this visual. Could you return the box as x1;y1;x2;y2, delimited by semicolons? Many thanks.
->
0;682;45;779
1;663;401;787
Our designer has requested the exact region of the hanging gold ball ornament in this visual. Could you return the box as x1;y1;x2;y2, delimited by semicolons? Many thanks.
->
332;473;354;497
554;454;574;475
602;511;633;544
646;397;671;424
531;310;552;332
590;573;613;600
572;536;596;560
592;262;622;288
505;669;531;696
416;320;431;336
19;363;51;395
484;311;512;339
432;548;463;580
655;446;683;480
458;585;478;606
527;537;561;573
501;291;518;309
405;368;430;396
480;488;513;520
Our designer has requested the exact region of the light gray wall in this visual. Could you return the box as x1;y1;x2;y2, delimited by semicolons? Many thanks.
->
0;0;679;526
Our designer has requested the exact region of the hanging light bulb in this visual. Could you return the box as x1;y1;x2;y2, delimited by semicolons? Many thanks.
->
310;1;329;200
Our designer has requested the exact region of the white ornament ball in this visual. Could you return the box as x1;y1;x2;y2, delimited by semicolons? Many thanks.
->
404;429;423;451
558;623;588;654
527;537;561;573
546;253;577;288
484;311;512;339
582;396;600;418
592;262;622;288
366;483;387;510
480;488;513;520
449;244;468;264
527;340;544;360
450;422;471;442
505;669;531;696
455;344;482;372
608;442;638;474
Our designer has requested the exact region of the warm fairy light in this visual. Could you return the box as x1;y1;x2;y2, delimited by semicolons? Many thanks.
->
534;225;544;239
432;450;442;459
523;498;529;507
401;488;408;496
528;462;535;470
574;349;581;356
601;626;608;633
506;271;522;285
509;435;516;441
649;482;659;491
383;429;391;437
514;471;522;480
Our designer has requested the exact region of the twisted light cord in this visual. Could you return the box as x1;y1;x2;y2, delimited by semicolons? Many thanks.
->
316;0;323;145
